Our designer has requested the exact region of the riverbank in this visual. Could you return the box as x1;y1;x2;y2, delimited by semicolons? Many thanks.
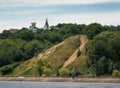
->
0;77;120;83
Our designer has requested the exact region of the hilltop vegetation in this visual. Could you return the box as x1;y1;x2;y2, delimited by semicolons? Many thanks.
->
0;23;120;76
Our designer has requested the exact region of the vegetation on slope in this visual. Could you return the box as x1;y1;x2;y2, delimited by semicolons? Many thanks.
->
0;23;120;76
63;35;88;67
6;35;80;76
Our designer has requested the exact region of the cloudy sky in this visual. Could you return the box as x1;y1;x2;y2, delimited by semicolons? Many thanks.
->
0;0;120;32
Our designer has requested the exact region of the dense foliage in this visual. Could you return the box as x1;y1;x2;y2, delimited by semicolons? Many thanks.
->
85;32;120;76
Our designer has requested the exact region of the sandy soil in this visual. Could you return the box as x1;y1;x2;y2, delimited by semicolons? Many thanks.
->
0;77;120;83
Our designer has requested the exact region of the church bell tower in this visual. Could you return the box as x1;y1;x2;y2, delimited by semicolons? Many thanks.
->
44;18;49;30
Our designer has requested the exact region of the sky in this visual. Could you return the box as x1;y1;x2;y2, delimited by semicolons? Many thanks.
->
0;0;120;32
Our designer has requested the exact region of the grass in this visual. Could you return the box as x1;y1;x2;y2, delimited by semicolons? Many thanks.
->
47;35;80;68
67;45;89;76
9;57;40;76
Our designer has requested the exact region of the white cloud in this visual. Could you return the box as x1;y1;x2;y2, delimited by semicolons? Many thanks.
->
38;0;120;4
1;0;120;5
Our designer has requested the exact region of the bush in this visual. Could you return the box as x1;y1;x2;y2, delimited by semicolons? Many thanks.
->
37;59;52;76
59;68;70;76
112;70;120;77
77;50;81;57
42;66;53;76
12;62;21;68
0;65;13;75
70;66;80;77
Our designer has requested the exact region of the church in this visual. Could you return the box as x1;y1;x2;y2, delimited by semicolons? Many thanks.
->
29;18;49;31
44;18;49;30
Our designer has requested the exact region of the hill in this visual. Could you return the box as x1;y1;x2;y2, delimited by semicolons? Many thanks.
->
6;35;88;76
63;35;88;67
0;23;120;77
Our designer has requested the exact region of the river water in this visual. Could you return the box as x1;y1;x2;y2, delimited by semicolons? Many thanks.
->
0;81;120;88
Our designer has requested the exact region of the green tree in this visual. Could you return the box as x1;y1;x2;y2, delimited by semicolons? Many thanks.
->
70;65;80;77
49;33;62;43
37;59;43;76
97;56;108;75
1;30;13;39
85;31;120;76
37;59;52;76
86;23;103;39
18;28;34;41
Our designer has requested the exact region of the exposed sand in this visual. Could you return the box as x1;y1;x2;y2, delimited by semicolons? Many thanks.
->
0;77;120;83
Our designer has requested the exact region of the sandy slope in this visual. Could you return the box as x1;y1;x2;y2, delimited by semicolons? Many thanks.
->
63;35;88;67
37;42;64;59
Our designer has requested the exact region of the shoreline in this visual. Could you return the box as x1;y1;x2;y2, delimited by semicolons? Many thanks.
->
0;77;120;83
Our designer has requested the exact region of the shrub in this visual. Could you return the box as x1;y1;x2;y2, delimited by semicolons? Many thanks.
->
112;70;120;77
1;65;13;75
37;59;52;76
59;68;70;76
77;50;81;57
42;66;53;76
12;62;21;68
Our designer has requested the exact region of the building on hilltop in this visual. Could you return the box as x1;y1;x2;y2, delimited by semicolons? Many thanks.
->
9;29;18;33
29;21;38;32
44;18;49;30
29;19;50;31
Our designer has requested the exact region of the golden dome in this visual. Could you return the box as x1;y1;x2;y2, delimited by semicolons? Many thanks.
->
31;21;36;24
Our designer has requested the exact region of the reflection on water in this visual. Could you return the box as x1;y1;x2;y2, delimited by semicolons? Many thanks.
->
0;82;120;88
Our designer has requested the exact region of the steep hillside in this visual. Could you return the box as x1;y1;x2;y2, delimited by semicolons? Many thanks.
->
63;35;88;67
9;35;81;76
